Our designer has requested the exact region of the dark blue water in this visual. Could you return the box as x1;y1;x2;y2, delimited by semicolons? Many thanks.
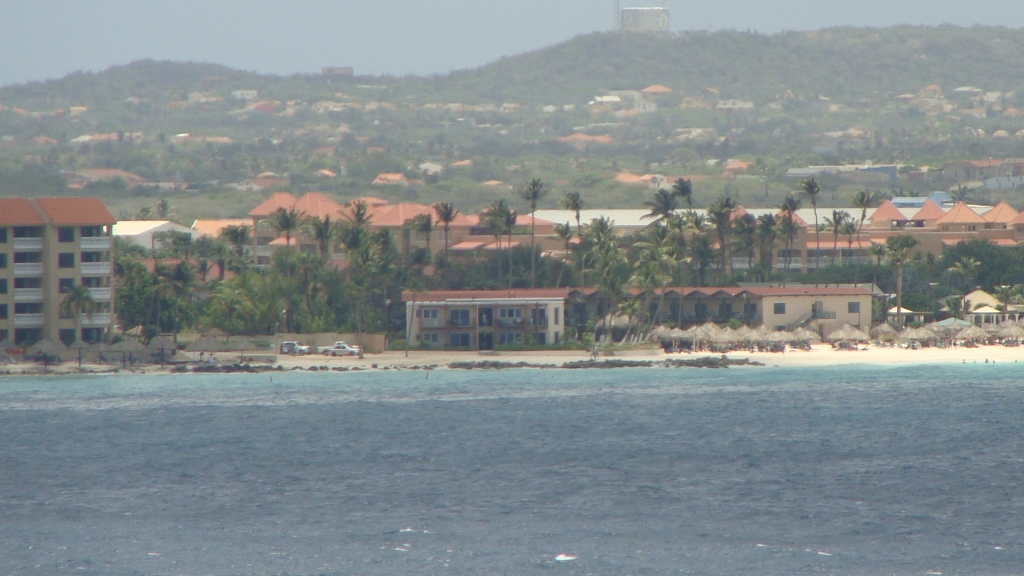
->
2;364;1023;575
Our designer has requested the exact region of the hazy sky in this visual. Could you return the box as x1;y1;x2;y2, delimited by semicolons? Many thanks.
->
3;0;1024;86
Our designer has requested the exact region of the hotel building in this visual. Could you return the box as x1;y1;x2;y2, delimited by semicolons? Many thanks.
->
0;198;116;346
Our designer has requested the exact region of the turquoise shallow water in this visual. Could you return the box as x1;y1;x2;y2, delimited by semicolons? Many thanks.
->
2;364;1023;574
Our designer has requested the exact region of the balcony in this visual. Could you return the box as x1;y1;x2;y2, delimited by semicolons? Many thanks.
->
80;262;111;275
256;246;273;257
497;318;526;328
13;313;44;327
80;236;111;250
13;263;44;276
13;237;43;250
80;313;112;326
14;288;44;302
88;287;112;301
812;310;838;320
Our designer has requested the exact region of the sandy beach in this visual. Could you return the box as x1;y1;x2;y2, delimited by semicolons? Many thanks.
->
3;343;1023;376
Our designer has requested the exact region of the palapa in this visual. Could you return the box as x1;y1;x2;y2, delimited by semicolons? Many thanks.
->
147;335;177;351
767;330;795;343
27;339;67;356
109;338;144;352
998;325;1024;340
792;327;822;342
185;335;232;353
711;329;740;344
956;325;989;341
897;327;938;342
827;324;869;342
871;324;897;338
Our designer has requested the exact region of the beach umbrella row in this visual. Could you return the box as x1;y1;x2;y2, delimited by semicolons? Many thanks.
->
827;324;870;343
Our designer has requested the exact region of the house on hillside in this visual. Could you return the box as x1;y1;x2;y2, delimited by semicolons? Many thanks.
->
113;220;198;250
372;173;410;186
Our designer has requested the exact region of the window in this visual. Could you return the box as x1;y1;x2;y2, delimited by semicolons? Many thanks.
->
80;251;103;263
449;309;471;327
14;277;42;288
59;329;76;346
499;308;523;318
554;307;560;326
0;279;6;294
80;226;103;238
743;302;758;317
449;333;471;347
773;303;786;315
554;331;560;344
419;333;438;343
15;303;43;314
534;332;547;345
81;328;103;343
0;330;7;343
15;252;42;264
0;228;7;243
530;308;547;325
478;307;493;327
0;304;7;320
416;309;439;319
257;237;271;246
81;277;104;288
0;253;6;268
58;253;75;268
499;332;522;345
58;227;75;242
13;226;43;238
848;301;861;313
59;278;75;293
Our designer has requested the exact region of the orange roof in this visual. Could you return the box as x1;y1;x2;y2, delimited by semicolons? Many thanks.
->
0;198;45;225
910;199;946;221
370;202;434;227
268;237;301;246
248;192;298;217
556;133;614;144
192;219;250;237
943;238;1019;247
450;159;473;167
641;84;673;94
483;180;505;186
730;206;750;221
615;172;645;184
71;168;147;183
1009;209;1024;225
869;200;907;224
982;201;1019;224
936;202;985;225
371;173;409;185
776;210;808;226
403;288;569;302
36;198;115;225
292;192;346;220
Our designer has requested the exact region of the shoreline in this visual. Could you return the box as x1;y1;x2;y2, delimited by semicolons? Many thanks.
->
1;343;1023;377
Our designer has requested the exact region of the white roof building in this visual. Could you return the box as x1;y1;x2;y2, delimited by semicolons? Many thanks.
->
113;220;198;250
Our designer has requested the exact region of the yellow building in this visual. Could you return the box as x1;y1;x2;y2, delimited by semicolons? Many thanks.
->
0;198;115;346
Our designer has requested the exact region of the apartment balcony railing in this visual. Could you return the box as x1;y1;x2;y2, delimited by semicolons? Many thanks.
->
81;313;112;326
256;246;273;257
812;310;838;320
13;237;43;250
13;313;44;327
773;258;803;269
497;318;526;328
80;237;111;250
88;287;112;301
80;262;111;275
13;288;44;301
13;263;44;276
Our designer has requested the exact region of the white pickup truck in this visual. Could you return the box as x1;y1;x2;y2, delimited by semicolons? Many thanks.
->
317;341;362;356
279;341;311;355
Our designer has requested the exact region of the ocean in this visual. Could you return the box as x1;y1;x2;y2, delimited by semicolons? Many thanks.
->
1;364;1023;575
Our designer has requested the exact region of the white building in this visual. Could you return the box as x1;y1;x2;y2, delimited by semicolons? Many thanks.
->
113;221;198;250
231;90;259;101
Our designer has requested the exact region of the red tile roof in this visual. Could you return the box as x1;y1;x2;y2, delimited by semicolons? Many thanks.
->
868;200;907;224
370;202;433;227
248;192;298;217
910;199;946;221
402;288;570;302
0;198;44;225
935;202;985;225
35;197;115;225
292;192;345;220
982;201;1019;224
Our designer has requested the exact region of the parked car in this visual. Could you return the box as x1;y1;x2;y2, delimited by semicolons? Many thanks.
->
279;341;311;355
318;341;362;356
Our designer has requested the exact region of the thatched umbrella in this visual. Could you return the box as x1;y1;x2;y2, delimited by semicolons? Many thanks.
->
998;319;1018;329
736;325;757;343
147;335;177;366
956;325;989;342
66;340;92;367
203;327;228;337
110;338;144;367
871;324;898;339
647;326;673;342
27;339;66;370
792;327;822;343
711;328;739;345
225;338;259;362
185;335;232;353
768;330;795;343
898;327;938;343
828;324;869;343
0;338;15;353
999;325;1024;341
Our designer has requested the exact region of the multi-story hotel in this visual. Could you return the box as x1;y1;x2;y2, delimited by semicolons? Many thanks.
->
0;198;116;346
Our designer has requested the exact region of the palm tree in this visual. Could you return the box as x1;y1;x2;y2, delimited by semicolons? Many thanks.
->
560;191;585;286
799;177;822;270
553;222;574;288
518;179;548;288
689;235;716;287
868;242;886;288
482;199;512;286
824;209;851;266
884;235;920;328
264;206;303;248
60;284;97;350
733;213;758;274
220;224;251;262
851;189;876;285
410;213;433;256
346;200;373;229
839;220;858;266
432;202;459;258
756;213;778;272
671;178;694;209
777;196;802;273
502;207;519;288
303;215;336;257
642;188;678;226
707;196;737;280
948;256;981;293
